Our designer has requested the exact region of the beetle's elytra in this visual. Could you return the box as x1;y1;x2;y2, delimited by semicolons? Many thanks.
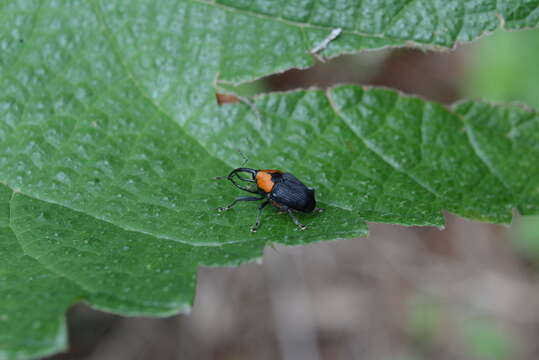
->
216;166;322;232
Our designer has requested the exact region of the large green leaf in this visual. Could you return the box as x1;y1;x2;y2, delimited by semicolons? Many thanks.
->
1;1;539;358
465;27;539;109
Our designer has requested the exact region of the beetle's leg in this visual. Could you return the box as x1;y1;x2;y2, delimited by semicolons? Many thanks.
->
217;196;263;212
287;209;307;230
228;176;258;194
233;173;256;183
250;200;269;233
213;174;254;183
229;182;259;194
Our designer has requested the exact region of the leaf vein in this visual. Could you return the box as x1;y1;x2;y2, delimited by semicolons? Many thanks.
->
325;89;440;199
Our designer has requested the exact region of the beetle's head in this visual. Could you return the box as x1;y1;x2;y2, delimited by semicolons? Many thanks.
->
223;167;259;192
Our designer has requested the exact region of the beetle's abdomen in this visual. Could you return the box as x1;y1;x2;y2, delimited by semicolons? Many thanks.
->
270;173;316;213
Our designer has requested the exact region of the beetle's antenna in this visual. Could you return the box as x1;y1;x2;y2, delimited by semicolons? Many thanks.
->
213;151;249;180
238;151;249;167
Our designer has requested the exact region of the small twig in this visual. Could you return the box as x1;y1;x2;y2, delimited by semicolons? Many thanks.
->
310;28;342;62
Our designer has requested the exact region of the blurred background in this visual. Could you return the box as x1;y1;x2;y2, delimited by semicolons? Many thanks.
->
45;29;539;360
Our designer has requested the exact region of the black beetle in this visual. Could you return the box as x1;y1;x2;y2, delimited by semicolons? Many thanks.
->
216;162;322;232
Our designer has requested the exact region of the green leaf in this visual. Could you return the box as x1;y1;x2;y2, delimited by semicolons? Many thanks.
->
464;27;539;108
510;215;539;262
406;295;515;359
1;1;539;358
461;315;514;360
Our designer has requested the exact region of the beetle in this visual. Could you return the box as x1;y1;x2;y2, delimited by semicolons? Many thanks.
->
216;161;321;232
